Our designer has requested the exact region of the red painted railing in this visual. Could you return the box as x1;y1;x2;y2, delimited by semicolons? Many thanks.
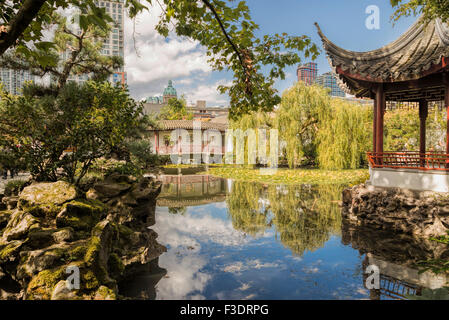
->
367;151;449;171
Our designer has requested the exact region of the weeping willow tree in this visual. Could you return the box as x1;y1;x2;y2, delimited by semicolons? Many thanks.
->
384;106;447;152
229;111;274;165
317;99;372;170
267;184;342;256
226;181;271;237
276;82;331;168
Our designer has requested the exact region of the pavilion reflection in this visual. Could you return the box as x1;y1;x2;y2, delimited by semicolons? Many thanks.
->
157;174;229;209
342;222;449;300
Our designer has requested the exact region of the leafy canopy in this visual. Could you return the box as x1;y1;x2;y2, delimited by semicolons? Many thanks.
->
0;81;145;185
158;97;193;120
0;0;319;118
390;0;449;23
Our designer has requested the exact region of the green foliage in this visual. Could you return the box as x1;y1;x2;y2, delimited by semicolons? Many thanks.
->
390;0;449;24
158;97;193;120
0;81;145;185
385;107;446;152
0;0;320;118
3;179;28;197
125;139;170;168
317;99;372;170
276;82;330;168
226;181;343;256
229;111;273;165
200;165;370;186
1;12;122;89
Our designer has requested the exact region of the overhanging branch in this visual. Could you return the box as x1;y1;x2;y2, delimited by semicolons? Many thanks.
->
0;0;48;55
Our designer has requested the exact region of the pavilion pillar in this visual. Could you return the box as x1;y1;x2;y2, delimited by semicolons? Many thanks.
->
373;92;378;153
419;99;428;167
375;85;385;158
446;75;449;156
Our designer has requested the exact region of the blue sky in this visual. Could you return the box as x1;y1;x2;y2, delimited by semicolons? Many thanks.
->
124;1;417;106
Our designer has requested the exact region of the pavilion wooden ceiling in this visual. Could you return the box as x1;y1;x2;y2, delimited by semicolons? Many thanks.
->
315;18;449;101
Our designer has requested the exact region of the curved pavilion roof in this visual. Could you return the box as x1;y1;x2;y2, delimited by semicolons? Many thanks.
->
315;19;449;100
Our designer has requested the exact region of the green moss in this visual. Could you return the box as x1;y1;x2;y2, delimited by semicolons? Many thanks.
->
108;253;125;277
68;244;88;261
95;285;116;300
84;236;101;266
56;199;106;232
82;270;100;290
27;266;66;300
118;225;133;240
0;240;23;261
24;203;61;218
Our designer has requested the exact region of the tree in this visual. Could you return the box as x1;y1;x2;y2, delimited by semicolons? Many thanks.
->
0;13;122;90
390;0;449;23
0;0;319;118
158;97;193;120
0;81;145;185
276;82;330;168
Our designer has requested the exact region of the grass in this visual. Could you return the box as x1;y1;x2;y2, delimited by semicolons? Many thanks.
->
165;164;370;186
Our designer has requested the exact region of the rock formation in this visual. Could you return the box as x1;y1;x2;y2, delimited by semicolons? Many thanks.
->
0;173;166;300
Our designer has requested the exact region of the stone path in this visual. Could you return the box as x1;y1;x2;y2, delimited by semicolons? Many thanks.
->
0;172;30;193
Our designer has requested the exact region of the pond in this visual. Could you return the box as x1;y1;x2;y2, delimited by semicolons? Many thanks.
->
119;171;449;300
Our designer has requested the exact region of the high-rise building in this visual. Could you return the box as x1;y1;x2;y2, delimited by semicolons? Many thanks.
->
0;68;34;95
67;0;126;85
315;72;346;97
297;62;318;85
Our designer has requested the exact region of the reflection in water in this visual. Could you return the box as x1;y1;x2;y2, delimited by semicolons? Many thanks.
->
342;222;449;300
227;182;342;256
149;173;449;299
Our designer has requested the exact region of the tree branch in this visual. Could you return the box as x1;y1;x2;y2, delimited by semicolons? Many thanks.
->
0;0;48;55
200;0;246;73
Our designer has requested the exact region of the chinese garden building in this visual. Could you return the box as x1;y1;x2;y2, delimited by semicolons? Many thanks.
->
317;18;449;192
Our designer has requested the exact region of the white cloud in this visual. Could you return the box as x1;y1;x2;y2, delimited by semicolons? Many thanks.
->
123;6;230;105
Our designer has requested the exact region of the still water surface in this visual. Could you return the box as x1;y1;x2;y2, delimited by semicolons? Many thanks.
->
123;171;448;300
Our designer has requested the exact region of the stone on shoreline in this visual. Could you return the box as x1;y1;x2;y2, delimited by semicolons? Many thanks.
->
342;184;449;238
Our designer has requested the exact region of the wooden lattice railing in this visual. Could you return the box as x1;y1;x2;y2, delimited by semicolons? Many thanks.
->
367;151;449;171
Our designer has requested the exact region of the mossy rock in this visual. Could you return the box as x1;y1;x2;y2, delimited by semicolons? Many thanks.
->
56;199;105;232
2;210;40;241
0;210;13;232
0;239;23;263
94;285;116;300
107;253;125;279
52;227;75;243
26;266;67;300
18;182;77;219
26;229;55;249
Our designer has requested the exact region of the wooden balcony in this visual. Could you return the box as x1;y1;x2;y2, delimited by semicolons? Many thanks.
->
367;151;449;171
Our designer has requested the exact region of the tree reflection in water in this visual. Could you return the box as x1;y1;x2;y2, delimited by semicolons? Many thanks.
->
226;181;343;256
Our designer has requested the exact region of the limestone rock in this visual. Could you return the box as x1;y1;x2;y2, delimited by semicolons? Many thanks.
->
19;181;77;208
51;280;77;300
342;184;449;238
52;228;75;243
92;182;131;198
2;210;39;241
94;285;116;300
56;200;105;231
